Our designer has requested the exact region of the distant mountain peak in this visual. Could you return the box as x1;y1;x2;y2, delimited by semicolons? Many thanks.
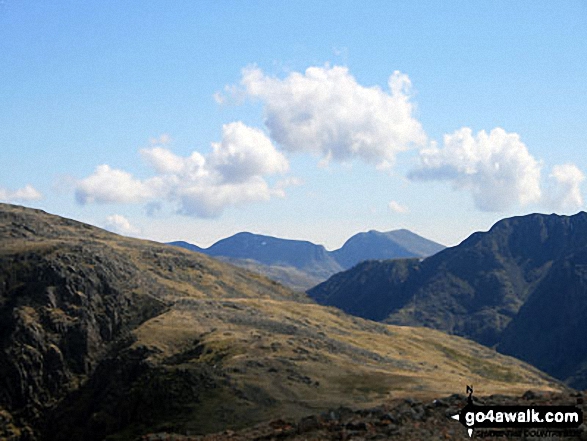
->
169;228;444;290
331;228;445;269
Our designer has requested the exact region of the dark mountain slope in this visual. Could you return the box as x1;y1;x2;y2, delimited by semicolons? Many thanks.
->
332;229;444;269
308;258;421;321
205;232;343;279
308;212;587;388
498;246;587;387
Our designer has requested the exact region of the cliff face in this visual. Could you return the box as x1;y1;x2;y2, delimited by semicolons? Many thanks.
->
0;211;166;438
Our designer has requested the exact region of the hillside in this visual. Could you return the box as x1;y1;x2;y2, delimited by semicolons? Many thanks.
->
205;232;343;280
308;212;587;389
0;204;564;440
170;229;444;291
212;256;324;293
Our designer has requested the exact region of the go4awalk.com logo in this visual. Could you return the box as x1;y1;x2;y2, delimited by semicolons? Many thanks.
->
450;386;583;438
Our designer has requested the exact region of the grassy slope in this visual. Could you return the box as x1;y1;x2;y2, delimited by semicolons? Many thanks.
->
214;256;322;292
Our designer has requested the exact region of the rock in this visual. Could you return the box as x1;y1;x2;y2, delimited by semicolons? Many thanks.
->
344;420;367;431
297;415;321;433
409;405;426;421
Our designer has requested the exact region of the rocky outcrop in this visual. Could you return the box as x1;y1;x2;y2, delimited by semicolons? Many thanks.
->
0;241;166;438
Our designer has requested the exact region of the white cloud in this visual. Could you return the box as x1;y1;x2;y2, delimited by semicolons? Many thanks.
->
208;121;289;183
409;127;542;211
0;184;43;202
75;164;162;204
213;91;225;105
545;163;584;211
104;214;140;236
141;147;207;176
178;176;281;218
76;122;289;218
239;65;426;168
149;133;171;146
388;200;409;214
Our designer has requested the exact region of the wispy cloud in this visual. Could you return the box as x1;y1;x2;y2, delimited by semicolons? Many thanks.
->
0;184;43;203
388;200;409;214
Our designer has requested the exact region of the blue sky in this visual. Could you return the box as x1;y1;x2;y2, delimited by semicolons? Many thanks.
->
2;1;587;249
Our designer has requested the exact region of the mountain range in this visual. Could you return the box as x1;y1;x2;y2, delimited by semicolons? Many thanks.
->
308;212;587;390
0;204;561;440
169;229;445;291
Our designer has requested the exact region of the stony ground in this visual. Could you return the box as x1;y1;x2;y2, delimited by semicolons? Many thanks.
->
140;391;587;441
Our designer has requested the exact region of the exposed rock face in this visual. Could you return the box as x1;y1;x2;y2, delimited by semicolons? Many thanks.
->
498;247;587;388
0;204;299;439
0;231;167;437
308;212;587;388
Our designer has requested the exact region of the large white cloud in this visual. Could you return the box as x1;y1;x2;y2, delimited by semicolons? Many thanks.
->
0;184;43;203
409;127;543;211
239;65;427;168
75;122;288;217
545;163;585;211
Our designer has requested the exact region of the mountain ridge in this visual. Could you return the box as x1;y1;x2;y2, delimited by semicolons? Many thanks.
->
169;228;444;290
308;211;587;389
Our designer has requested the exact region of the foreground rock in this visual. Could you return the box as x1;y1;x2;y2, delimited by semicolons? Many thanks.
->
143;391;587;441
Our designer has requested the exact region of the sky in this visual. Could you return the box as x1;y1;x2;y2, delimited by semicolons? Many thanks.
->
1;1;587;249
